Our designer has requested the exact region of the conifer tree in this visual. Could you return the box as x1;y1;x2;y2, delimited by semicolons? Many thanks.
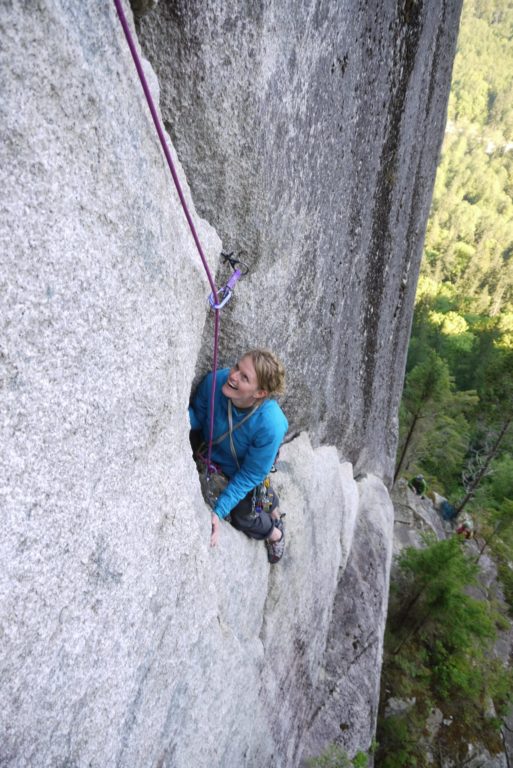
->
456;351;513;514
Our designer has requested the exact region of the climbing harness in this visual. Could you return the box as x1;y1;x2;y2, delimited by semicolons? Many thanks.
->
213;399;275;519
194;398;278;518
112;0;247;477
195;399;259;508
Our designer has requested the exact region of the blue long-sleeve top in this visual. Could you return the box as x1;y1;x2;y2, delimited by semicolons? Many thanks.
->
189;369;288;519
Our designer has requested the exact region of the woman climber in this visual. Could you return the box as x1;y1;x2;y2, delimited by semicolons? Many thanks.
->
189;349;288;563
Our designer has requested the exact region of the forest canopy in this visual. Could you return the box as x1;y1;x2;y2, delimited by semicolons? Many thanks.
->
383;5;513;763
423;0;513;318
397;0;513;596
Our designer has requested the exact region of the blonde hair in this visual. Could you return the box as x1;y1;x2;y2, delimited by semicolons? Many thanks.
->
243;349;286;396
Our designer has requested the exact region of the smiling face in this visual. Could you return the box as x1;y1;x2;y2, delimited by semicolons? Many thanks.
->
221;355;268;408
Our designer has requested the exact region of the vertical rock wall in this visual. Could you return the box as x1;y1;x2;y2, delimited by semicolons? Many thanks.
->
300;476;395;763
0;0;218;763
138;0;462;483
1;0;460;766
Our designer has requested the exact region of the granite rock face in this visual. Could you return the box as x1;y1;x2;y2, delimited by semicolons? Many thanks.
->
1;0;460;765
138;0;462;482
300;475;395;764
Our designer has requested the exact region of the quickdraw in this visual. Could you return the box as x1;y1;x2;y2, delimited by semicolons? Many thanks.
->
208;252;249;310
251;477;275;517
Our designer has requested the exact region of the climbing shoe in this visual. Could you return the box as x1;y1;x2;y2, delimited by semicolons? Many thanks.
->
266;519;285;564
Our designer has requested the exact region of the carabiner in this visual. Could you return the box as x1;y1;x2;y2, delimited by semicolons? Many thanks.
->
208;268;242;310
208;285;232;310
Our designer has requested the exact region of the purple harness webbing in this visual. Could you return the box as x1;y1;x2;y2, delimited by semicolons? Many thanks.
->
113;0;219;470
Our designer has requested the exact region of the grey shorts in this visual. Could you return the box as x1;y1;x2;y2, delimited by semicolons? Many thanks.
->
229;486;279;541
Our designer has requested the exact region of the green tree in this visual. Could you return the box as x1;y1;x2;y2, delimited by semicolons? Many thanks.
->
390;536;493;656
456;351;513;513
394;351;477;490
475;498;513;562
377;538;513;767
394;352;452;482
383;3;513;763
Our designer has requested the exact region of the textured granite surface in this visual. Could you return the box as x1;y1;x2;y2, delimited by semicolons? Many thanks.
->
1;0;461;764
138;0;462;482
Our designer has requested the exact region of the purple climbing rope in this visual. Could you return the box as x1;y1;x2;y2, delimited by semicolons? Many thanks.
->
113;0;220;470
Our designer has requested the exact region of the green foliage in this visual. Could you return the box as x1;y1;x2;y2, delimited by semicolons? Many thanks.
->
377;715;421;768
471;494;513;614
395;350;477;492
377;539;513;766
479;349;513;420
475;455;513;509
351;752;368;768
421;0;513;318
398;304;513;494
307;745;351;768
306;745;369;768
387;4;513;764
497;556;513;616
415;410;472;493
402;351;451;414
450;1;513;136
